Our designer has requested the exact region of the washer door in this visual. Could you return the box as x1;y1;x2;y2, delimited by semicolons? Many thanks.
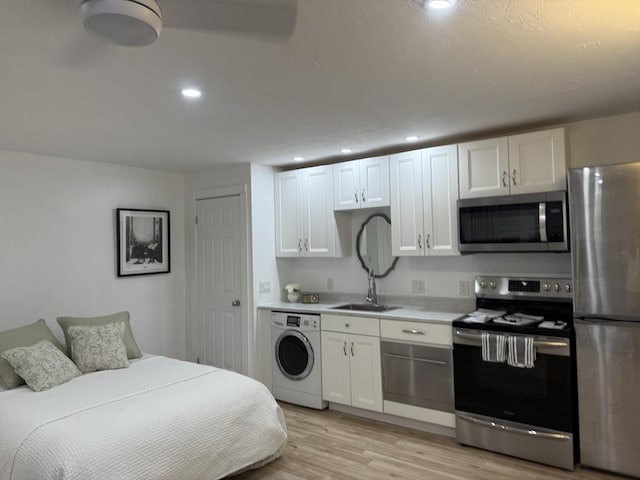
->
275;330;314;380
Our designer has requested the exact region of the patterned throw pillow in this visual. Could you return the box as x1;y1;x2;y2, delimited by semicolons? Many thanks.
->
1;340;81;392
67;321;130;373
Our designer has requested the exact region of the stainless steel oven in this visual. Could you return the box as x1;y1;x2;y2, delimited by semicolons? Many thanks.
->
452;276;577;470
458;190;568;252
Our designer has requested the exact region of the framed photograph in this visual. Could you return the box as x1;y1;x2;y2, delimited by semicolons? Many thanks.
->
117;208;170;277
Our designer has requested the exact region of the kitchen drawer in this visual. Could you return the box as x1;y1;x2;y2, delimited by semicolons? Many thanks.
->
380;320;451;346
322;314;380;336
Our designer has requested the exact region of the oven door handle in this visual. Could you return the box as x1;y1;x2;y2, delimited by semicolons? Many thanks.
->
383;352;447;366
454;330;568;349
457;413;571;440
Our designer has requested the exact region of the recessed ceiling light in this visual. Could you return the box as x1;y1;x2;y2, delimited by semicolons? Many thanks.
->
181;88;202;99
340;148;353;154
427;0;455;9
405;136;419;142
293;156;305;162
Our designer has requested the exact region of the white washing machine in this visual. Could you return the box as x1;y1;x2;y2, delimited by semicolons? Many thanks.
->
271;311;327;410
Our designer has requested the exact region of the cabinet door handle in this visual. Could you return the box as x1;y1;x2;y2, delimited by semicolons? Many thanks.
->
298;239;302;252
401;329;425;335
350;342;355;356
304;238;308;251
426;234;431;249
355;190;359;202
361;189;366;202
343;341;347;356
512;169;518;185
417;234;422;249
502;170;508;187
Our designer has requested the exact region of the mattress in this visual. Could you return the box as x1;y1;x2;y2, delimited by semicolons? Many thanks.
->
0;355;287;480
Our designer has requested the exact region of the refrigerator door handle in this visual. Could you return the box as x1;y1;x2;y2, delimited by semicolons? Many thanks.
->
539;202;547;242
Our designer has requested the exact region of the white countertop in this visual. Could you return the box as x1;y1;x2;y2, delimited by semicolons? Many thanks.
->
257;301;464;324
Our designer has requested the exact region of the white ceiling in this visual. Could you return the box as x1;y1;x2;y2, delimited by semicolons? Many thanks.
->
1;0;639;172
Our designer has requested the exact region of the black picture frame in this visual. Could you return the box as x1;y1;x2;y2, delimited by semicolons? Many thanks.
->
116;208;170;277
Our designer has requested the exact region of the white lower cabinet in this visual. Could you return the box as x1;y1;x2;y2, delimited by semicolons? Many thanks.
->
321;315;382;412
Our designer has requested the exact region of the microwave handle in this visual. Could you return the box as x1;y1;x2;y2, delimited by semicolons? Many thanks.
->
539;202;547;242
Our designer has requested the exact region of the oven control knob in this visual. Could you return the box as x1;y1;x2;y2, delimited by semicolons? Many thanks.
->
543;283;551;292
565;284;572;293
480;281;487;289
489;281;496;289
554;283;561;292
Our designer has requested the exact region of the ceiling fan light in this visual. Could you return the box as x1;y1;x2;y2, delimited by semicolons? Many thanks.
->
80;0;163;47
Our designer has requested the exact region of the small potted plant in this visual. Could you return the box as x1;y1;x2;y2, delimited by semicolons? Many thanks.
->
284;283;301;302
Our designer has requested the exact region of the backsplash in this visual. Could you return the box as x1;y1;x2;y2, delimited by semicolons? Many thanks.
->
279;209;572;301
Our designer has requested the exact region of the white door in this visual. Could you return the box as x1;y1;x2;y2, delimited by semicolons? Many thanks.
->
360;156;390;208
349;334;383;412
302;166;335;256
422;145;460;256
196;195;243;372
508;128;566;194
390;150;424;256
321;331;351;405
458;137;509;198
275;171;303;257
334;160;361;211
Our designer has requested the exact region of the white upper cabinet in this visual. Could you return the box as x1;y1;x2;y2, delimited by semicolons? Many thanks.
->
458;136;509;198
334;156;390;211
422;145;460;255
459;128;566;199
274;170;303;256
275;166;349;257
508;128;566;194
390;145;459;257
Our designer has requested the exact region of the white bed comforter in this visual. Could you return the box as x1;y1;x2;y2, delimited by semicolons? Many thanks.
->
0;355;287;480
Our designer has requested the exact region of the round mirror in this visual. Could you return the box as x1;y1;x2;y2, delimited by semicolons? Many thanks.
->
356;213;399;278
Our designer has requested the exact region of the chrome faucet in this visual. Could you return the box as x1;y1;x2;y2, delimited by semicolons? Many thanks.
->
366;268;378;305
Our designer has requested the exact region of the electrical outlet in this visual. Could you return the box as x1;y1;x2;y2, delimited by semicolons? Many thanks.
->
459;280;470;297
327;277;334;291
412;280;425;294
259;281;271;294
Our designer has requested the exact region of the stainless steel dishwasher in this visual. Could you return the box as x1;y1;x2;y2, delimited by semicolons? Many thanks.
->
381;340;454;412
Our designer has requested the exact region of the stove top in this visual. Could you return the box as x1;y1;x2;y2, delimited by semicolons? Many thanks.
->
452;275;574;338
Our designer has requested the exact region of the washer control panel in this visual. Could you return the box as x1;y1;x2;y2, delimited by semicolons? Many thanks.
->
272;311;320;331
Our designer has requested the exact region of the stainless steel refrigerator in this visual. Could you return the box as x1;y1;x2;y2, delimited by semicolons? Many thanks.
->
569;163;640;478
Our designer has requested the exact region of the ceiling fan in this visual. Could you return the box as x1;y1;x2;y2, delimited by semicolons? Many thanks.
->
78;0;298;46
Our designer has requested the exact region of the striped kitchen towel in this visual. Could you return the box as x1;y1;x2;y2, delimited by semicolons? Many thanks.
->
507;335;536;368
481;333;506;362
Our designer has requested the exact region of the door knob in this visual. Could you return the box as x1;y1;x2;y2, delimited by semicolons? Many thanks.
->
232;299;240;307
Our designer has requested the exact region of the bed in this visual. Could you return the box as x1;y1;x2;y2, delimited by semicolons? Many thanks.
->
0;355;287;480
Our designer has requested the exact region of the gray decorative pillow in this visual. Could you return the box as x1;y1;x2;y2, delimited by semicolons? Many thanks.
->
1;340;81;392
67;321;130;373
57;311;142;359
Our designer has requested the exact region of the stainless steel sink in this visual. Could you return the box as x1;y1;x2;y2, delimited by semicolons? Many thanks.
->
330;303;399;313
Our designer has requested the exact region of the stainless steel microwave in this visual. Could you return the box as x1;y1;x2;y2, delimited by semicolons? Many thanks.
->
457;191;569;253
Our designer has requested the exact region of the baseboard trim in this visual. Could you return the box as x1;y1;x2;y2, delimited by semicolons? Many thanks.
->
329;402;455;437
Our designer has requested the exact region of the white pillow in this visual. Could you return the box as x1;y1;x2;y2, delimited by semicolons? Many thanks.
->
1;340;81;392
67;321;129;373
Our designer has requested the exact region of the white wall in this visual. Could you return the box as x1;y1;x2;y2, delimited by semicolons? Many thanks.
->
565;111;640;168
0;150;186;359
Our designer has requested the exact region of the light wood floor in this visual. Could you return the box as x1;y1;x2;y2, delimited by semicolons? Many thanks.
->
235;402;620;480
